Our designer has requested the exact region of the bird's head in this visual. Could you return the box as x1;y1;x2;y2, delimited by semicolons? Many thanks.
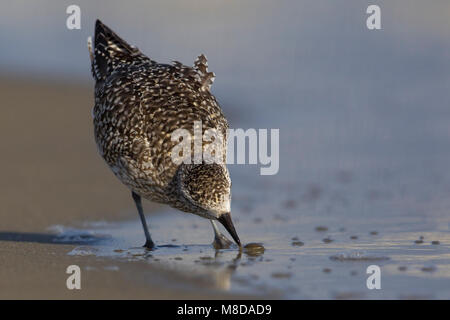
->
176;163;240;246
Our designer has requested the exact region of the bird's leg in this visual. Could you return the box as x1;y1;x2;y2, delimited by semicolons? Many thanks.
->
211;220;233;249
132;191;155;249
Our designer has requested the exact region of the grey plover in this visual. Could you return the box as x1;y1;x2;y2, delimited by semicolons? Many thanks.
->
88;20;240;249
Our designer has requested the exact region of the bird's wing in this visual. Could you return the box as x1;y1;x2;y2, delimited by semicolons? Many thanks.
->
193;54;215;92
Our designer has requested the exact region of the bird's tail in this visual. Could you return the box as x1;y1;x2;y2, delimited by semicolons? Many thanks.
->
89;19;150;83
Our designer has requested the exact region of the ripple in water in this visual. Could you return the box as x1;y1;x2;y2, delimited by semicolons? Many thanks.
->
330;251;390;262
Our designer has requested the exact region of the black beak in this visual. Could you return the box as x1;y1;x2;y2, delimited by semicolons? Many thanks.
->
218;213;241;247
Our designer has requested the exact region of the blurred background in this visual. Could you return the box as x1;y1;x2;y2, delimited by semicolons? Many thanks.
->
2;0;450;226
1;0;450;299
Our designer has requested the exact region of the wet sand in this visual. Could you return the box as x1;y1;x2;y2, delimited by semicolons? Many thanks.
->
0;77;254;299
56;209;450;299
0;241;250;299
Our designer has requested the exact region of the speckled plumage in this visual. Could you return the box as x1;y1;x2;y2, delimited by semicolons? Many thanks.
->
88;20;239;247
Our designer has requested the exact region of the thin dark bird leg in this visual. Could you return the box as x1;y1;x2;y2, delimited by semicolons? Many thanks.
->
211;220;233;249
132;191;154;249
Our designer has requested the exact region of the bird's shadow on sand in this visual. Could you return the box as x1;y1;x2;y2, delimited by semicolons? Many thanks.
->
0;231;109;245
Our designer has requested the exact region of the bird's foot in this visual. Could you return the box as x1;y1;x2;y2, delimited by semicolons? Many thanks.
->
143;239;155;250
213;233;233;249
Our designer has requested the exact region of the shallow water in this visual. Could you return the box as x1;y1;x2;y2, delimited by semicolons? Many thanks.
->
53;201;450;299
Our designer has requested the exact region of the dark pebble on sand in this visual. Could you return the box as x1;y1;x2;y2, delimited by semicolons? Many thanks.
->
350;235;358;240
315;226;328;232
200;256;213;260
253;218;262;223
414;240;424;244
398;266;407;272
431;241;440;245
291;236;299;241
283;199;296;209
174;257;182;261
370;231;378;235
292;241;304;247
323;238;333;243
323;268;332;273
421;266;436;273
271;272;292;279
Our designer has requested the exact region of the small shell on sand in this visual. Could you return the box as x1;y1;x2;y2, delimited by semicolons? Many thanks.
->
244;243;265;256
292;241;304;247
244;243;264;249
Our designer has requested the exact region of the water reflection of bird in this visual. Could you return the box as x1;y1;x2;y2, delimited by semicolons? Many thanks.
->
88;20;240;249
